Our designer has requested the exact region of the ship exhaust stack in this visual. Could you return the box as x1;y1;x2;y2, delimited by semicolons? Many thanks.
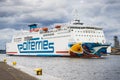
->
28;24;38;32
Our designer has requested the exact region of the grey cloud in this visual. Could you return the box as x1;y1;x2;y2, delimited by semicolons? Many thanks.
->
0;0;7;2
104;0;120;4
102;3;120;14
0;0;119;29
0;10;16;17
0;0;120;49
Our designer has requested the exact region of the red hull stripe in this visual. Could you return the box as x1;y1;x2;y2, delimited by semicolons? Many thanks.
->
6;52;17;54
56;51;68;53
7;51;68;54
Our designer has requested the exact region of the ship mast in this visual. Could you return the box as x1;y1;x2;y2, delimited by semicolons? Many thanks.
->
73;9;80;20
72;9;83;25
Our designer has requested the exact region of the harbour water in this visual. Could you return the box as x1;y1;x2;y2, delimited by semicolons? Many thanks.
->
0;54;120;80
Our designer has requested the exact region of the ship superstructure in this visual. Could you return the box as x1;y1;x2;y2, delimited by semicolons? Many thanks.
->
6;19;110;57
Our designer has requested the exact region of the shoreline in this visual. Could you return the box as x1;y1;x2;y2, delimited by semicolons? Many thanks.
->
0;62;38;80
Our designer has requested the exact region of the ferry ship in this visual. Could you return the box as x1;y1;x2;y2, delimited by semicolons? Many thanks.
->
6;19;111;57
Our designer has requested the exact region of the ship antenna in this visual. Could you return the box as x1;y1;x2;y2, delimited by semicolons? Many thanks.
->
73;9;80;21
72;9;83;25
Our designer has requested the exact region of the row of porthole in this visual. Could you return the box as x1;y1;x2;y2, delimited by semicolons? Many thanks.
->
72;30;102;34
75;35;104;37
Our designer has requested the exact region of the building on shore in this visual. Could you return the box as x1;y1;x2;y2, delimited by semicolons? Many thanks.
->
0;50;6;54
111;36;120;55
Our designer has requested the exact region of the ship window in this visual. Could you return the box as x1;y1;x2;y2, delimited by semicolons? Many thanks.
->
43;33;54;36
14;38;22;42
24;36;32;41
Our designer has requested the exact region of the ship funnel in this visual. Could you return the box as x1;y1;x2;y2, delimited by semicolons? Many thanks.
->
28;24;37;30
28;24;40;32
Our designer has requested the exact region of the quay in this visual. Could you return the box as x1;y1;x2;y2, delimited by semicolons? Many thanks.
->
0;62;38;80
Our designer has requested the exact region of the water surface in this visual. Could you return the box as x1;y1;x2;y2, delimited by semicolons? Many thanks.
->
0;54;120;80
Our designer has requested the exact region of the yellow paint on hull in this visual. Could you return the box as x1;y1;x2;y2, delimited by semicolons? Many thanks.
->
69;43;83;54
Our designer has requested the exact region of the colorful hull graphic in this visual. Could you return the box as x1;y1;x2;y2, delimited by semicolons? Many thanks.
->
69;43;110;58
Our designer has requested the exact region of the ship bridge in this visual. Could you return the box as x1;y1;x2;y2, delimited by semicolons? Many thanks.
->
69;26;102;30
68;19;105;44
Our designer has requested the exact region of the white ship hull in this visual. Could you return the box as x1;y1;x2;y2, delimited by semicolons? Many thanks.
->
6;36;71;56
6;19;111;57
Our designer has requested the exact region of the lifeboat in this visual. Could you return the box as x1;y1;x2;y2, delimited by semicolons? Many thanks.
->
30;28;40;32
34;28;40;32
42;27;48;32
55;25;61;29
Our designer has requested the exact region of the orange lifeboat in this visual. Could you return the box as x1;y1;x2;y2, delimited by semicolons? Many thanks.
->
34;28;40;32
30;28;40;32
55;25;61;29
42;27;48;32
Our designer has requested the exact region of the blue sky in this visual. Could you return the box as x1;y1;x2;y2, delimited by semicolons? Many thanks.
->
0;0;120;49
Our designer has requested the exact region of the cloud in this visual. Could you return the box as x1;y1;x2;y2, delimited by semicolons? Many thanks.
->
0;28;20;49
0;0;120;49
0;28;20;40
0;0;70;29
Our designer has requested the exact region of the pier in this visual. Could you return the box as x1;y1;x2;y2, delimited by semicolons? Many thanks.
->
0;62;38;80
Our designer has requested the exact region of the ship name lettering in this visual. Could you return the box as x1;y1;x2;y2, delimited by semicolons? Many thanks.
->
17;38;54;53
